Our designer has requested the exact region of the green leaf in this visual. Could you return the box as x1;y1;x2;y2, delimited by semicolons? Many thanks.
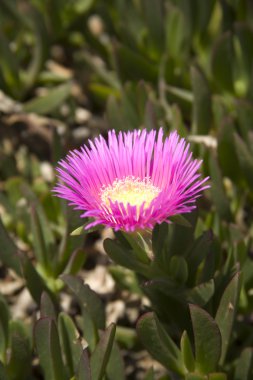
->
0;362;8;380
70;226;85;236
58;313;83;376
208;373;227;380
165;5;187;59
187;279;215;307
35;317;67;380
64;248;86;275
152;222;170;269
217;118;241;182
23;10;49;92
137;312;184;375
62;275;105;349
186;375;206;380
142;277;185;300
81;309;98;351
44;0;62;35
30;205;50;271
21;184;55;252
0;0;28;26
185;373;206;380
62;275;105;329
90;324;116;380
114;44;157;83
81;51;119;90
121;83;142;129
141;0;164;53
121;231;150;264
234;132;253;188
200;237;220;283
73;0;95;14
20;253;54;305
169;256;188;284
109;266;141;294
180;331;195;373
233;24;253;97
186;231;214;281
0;294;10;362
211;32;234;92
23;82;71;115
0;30;21;98
136;81;149;117
234;348;253;380
166;212;197;260
209;154;232;222
0;294;9;363
226;0;240;9
6;321;32;380
0;218;22;275
40;292;57;320
106;341;125;380
170;214;192;228
195;0;216;32
144;99;158;131
143;367;155;380
104;238;151;278
76;348;91;380
165;84;193;103
215;272;241;365
191;65;212;134
142;280;191;332
106;96;125;131
236;99;253;141
190;304;221;374
70;220;103;235
115;326;138;350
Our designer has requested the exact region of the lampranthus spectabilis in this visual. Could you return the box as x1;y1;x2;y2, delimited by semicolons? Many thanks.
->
53;129;209;231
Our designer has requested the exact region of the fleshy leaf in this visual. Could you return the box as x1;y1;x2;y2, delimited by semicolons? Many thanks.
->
90;324;116;380
20;252;54;305
0;218;22;276
190;304;221;374
76;348;91;380
234;347;253;380
23;82;71;115
211;32;234;92
35;317;67;380
209;154;232;222
208;373;227;380
64;248;86;275
62;275;105;330
180;330;195;373
191;65;212;134
215;272;241;365
187;279;215;306
58;312;83;376
62;275;105;349
6;321;32;380
0;294;9;363
106;341;125;380
40;291;57;320
104;238;151;278
137;312;184;375
169;256;188;284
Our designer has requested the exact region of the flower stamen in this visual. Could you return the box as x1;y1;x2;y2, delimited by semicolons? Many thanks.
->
100;176;161;210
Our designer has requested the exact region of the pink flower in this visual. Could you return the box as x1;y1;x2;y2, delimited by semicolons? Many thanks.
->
53;129;209;231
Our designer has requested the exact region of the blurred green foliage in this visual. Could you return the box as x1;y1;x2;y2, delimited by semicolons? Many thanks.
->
1;0;253;379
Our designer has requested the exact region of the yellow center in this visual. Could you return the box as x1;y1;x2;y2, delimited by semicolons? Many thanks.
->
100;176;160;210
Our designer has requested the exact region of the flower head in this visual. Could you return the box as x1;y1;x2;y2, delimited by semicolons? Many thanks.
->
53;129;209;231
